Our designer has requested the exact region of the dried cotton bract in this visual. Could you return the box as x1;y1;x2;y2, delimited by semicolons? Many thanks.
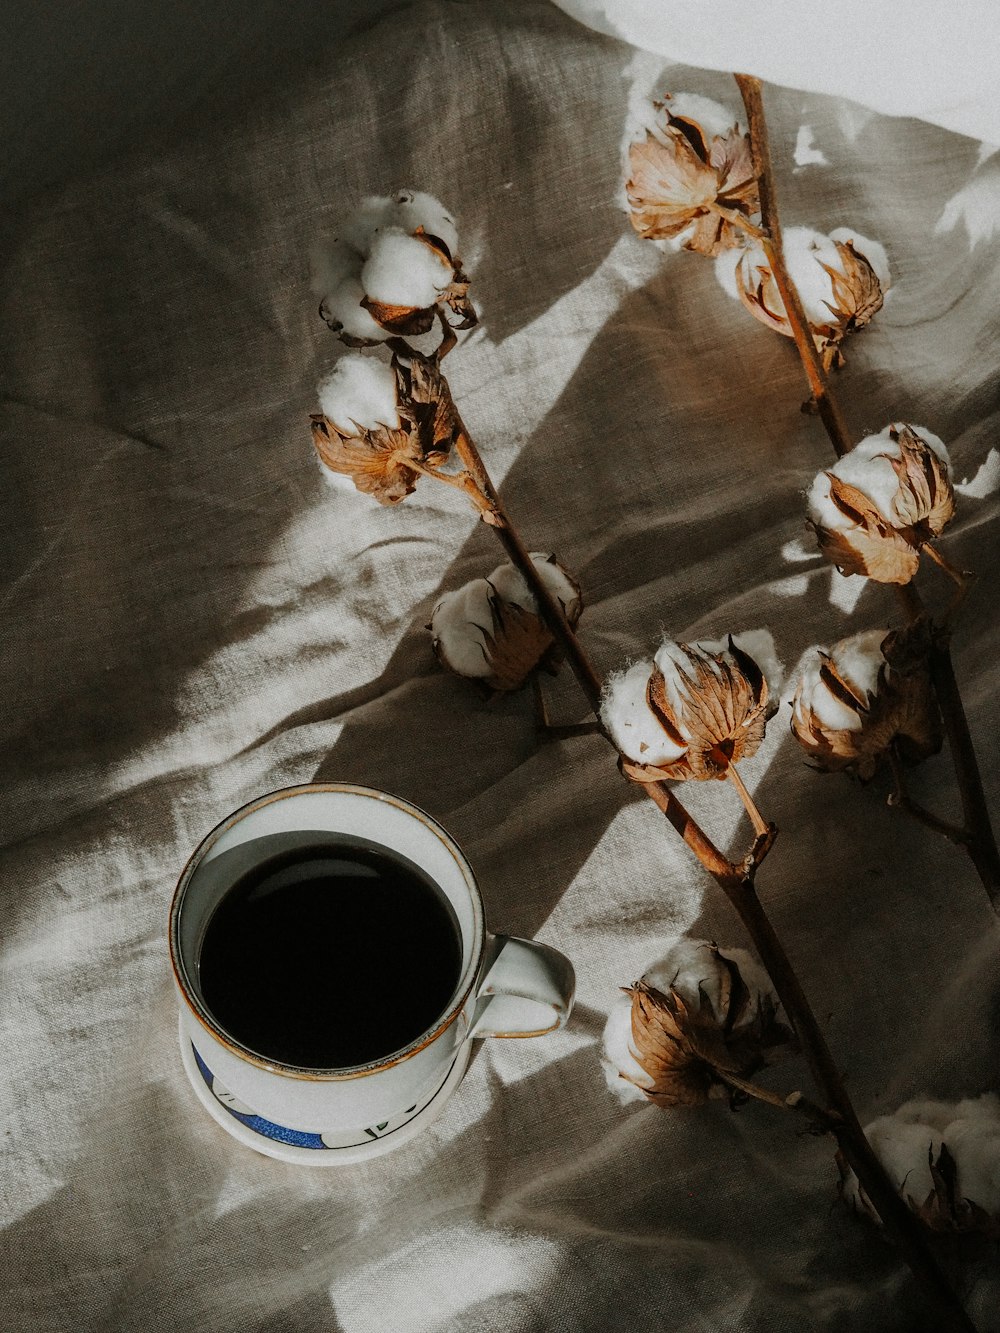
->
601;636;775;784
719;225;889;369
603;939;793;1109
312;189;475;343
430;555;582;693
625;93;758;256
842;1095;1000;1239
791;628;942;780
311;350;460;504
807;424;955;584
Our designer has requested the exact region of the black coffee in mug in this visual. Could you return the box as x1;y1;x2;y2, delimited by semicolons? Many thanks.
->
197;837;462;1069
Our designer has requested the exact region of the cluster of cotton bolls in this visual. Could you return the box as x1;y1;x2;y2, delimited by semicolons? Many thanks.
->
600;630;782;779
430;555;581;692
601;937;779;1104
311;189;469;342
843;1094;1000;1224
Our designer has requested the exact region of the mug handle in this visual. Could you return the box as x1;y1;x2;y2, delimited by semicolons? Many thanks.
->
468;934;576;1039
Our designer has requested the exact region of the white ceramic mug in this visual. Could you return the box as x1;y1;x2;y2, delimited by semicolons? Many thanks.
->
170;783;575;1161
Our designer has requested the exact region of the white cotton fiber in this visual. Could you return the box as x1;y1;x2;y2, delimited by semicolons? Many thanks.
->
601;660;688;766
808;425;952;533
715;244;753;302
601;995;652;1105
667;92;742;142
317;355;400;434
486;554;580;620
391;189;459;256
310;237;362;299
642;938;777;1022
782;227;842;325
793;629;887;733
848;1094;1000;1220
430;581;496;679
321;276;390;342
361;229;453;308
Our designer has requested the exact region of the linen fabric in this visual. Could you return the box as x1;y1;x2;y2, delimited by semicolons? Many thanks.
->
2;2;999;1329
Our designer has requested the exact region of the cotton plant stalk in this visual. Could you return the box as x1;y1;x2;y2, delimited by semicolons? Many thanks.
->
308;194;973;1329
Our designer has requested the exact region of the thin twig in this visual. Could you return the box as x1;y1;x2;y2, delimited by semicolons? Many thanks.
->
727;764;770;838
719;1071;839;1133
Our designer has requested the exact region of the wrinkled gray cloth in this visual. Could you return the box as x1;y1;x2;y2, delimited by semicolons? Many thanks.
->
3;2;1000;1330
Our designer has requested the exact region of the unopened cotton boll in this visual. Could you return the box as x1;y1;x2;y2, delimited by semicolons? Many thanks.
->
600;660;688;767
361;229;454;309
317;355;401;434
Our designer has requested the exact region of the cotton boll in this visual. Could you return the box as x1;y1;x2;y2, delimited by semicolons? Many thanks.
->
487;554;580;619
667;92;742;143
829;226;891;290
807;438;902;532
941;1116;1000;1214
808;426;953;534
430;581;495;679
321;276;390;343
391;190;460;256
317;355;400;434
892;1098;966;1133
601;994;652;1104
600;661;687;766
793;629;888;733
310;237;362;300
642;939;776;1022
361;229;453;309
856;1115;942;1203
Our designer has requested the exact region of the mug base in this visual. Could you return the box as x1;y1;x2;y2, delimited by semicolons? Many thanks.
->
177;1011;471;1165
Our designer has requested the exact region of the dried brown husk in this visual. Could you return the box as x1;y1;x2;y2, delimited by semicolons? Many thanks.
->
623;640;771;784
887;425;956;539
735;238;885;369
791;636;942;781
310;353;457;506
360;230;477;337
840;1142;1000;1241
626;103;758;257
623;948;794;1109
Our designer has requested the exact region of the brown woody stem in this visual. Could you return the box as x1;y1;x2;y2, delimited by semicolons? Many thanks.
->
726;763;770;838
